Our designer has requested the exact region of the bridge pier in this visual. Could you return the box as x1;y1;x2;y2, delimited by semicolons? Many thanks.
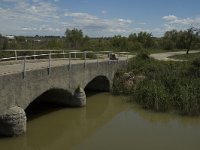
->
70;87;86;107
0;106;26;137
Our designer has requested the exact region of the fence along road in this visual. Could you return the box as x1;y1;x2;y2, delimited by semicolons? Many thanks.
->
0;50;130;77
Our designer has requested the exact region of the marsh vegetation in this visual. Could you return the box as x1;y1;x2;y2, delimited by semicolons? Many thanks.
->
113;51;200;116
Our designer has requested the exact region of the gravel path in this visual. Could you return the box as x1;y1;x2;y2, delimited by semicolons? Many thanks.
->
150;50;200;61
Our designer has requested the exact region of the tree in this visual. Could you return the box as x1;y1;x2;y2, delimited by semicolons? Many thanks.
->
163;30;177;50
164;30;178;41
128;33;137;42
2;38;8;50
185;27;200;54
128;32;154;50
111;35;128;51
65;28;87;49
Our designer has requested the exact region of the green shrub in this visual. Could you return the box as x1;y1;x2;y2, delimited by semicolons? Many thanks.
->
134;80;169;112
172;79;200;115
114;52;200;116
136;50;150;60
112;71;135;95
187;57;200;77
112;71;126;95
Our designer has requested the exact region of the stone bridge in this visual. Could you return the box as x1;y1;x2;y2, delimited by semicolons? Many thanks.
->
0;51;128;136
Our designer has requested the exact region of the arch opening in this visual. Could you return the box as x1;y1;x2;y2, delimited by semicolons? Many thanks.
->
25;88;72;121
84;76;110;94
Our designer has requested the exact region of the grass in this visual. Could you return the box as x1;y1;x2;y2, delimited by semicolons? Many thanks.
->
113;51;200;116
169;52;200;61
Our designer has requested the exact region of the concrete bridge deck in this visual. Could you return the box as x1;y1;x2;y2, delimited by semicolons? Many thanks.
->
0;57;128;76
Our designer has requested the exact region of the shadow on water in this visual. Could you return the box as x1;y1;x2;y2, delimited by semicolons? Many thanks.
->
25;101;64;121
84;76;110;94
25;87;108;122
25;88;72;121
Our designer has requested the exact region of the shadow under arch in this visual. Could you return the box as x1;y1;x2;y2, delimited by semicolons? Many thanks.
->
25;88;72;121
84;76;110;119
84;75;110;93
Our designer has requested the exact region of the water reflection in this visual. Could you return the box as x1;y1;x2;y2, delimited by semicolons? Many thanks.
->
130;102;200;126
0;93;200;150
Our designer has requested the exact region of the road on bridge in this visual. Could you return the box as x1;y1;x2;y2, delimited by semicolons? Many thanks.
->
0;57;128;76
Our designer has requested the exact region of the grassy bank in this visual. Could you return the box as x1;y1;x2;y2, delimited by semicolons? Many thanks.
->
113;51;200;116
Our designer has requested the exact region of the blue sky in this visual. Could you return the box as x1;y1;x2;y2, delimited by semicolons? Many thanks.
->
0;0;200;37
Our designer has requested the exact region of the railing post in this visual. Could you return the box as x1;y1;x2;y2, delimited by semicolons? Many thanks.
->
48;53;51;75
68;52;71;70
97;53;99;67
34;51;36;60
126;54;129;64
84;51;87;68
63;50;65;58
117;53;119;64
108;52;111;65
15;50;18;60
23;56;26;79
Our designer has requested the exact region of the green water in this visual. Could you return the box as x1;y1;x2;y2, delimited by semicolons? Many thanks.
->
0;93;200;150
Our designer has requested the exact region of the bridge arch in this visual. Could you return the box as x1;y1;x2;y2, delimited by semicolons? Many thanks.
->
84;75;110;92
25;88;72;119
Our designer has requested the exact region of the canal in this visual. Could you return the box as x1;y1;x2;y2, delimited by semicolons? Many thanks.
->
0;92;200;150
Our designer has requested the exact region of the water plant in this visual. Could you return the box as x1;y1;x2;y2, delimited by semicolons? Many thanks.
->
113;51;200;116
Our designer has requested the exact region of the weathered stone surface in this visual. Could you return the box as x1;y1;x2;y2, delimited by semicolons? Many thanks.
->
71;87;86;107
0;106;26;137
122;72;145;91
0;60;126;115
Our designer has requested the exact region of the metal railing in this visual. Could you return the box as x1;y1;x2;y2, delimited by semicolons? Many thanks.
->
0;50;130;78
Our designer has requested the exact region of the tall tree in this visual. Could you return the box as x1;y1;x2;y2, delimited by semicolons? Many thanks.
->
128;32;154;49
185;27;200;54
111;35;128;51
65;28;85;49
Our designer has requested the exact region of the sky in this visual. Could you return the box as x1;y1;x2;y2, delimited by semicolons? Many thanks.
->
0;0;200;37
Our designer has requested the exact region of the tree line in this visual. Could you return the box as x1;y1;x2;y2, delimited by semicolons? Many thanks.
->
0;28;200;54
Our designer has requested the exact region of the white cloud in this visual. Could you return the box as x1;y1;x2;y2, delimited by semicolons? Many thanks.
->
162;15;178;21
64;12;98;20
162;15;200;26
0;0;138;36
0;0;63;35
1;0;25;2
162;15;200;34
117;19;132;24
139;22;147;25
163;15;195;26
1;0;200;37
63;11;133;36
21;27;35;31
